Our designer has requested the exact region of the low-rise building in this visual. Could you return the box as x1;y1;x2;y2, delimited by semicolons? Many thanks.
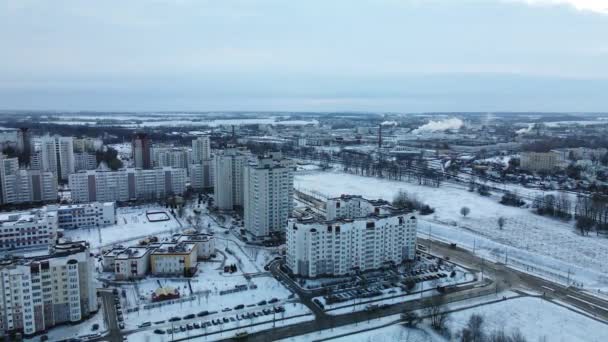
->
114;247;151;280
46;202;116;229
0;209;58;252
150;243;198;277
101;232;215;279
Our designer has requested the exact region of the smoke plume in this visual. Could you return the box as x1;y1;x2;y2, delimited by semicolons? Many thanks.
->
412;118;463;134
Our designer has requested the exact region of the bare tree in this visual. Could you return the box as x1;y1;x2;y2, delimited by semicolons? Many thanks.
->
461;314;484;342
460;206;471;218
424;296;449;332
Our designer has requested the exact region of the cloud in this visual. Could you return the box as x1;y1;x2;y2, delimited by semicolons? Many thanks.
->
511;0;608;14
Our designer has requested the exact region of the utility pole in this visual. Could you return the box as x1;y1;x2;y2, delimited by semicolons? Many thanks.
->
428;223;432;253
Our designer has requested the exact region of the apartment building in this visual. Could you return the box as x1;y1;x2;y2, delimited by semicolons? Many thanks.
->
69;167;186;203
326;195;389;220
132;133;152;169
191;136;211;163
74;152;98;171
0;155;57;205
38;135;75;181
189;160;214;191
243;152;294;239
0;241;97;337
73;137;102;153
0;209;58;252
152;147;189;169
520;151;559;172
213;147;249;210
286;197;417;278
46;202;116;229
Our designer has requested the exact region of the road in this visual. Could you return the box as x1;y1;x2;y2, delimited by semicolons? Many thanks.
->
99;290;123;342
419;237;608;320
215;238;608;341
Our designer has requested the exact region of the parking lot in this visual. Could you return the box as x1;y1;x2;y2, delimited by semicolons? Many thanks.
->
305;253;470;311
151;304;286;336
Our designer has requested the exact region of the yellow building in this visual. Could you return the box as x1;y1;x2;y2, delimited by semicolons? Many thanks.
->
150;242;197;277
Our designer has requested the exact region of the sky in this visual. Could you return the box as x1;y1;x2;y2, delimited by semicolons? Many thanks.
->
0;0;607;113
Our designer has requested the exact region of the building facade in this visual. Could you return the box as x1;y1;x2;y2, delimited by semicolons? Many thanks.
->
38;136;75;181
132;133;152;169
287;197;417;278
152;147;189;169
189;160;214;191
1;155;58;205
0;209;58;252
150;243;197;277
213;148;249;210
69;167;186;203
46;202;116;230
243;153;294;238
74;152;98;172
520;151;559;172
114;247;151;280
191;136;211;163
0;241;97;337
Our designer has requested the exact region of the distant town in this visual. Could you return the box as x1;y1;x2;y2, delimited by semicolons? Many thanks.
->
1;111;608;342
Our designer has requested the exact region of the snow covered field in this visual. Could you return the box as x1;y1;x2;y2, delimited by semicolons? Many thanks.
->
294;171;608;290
47;116;318;128
281;295;608;342
448;297;608;342
279;314;442;342
62;205;181;249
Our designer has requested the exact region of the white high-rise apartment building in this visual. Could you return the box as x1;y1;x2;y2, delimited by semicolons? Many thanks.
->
0;209;58;252
74;152;97;171
213;148;249;210
152;147;189;169
192;136;211;163
243;152;294;238
0;241;97;337
0;155;57;205
189;136;213;191
287;196;417;278
69;167;186;203
39;136;75;181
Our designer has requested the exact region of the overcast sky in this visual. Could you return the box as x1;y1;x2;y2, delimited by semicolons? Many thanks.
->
1;0;607;112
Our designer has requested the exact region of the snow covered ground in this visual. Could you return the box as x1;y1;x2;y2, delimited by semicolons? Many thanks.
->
48;116;318;128
281;294;608;342
24;305;106;342
448;297;608;342
278;314;442;342
294;171;608;291
62;205;181;249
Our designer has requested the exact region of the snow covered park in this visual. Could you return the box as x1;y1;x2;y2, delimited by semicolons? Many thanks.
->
62;205;181;249
295;171;608;291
